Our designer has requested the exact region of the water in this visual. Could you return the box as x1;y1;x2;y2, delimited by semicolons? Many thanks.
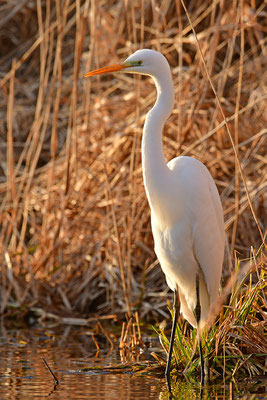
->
0;325;164;400
0;325;265;399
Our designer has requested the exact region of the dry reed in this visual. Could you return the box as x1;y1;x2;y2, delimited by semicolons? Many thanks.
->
0;0;266;329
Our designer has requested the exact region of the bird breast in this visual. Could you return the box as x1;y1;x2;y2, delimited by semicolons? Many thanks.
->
151;211;197;292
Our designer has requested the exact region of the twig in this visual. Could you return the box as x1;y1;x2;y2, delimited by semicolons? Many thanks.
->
42;357;59;385
97;321;114;348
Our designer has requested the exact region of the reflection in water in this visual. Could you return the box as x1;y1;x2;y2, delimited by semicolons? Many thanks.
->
0;325;265;399
0;325;164;400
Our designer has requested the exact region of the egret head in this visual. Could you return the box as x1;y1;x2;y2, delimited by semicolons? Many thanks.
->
84;49;171;80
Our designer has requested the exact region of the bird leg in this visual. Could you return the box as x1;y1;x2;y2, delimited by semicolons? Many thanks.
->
195;273;205;386
165;289;178;393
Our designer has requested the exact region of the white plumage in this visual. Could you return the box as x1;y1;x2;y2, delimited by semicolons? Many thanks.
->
152;156;224;328
124;49;224;328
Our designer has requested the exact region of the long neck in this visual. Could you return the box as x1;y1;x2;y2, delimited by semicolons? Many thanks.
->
142;71;174;212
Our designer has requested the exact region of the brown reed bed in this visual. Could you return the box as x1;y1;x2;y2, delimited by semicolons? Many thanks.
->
0;0;266;343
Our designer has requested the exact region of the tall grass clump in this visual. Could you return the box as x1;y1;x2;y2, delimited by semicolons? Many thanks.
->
0;0;266;349
157;246;266;381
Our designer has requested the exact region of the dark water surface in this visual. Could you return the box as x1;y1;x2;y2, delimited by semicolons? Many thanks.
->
0;325;265;399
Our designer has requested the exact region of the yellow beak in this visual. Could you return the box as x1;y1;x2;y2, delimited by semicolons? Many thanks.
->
84;63;127;77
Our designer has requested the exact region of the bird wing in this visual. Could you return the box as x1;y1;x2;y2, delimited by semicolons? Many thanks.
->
192;176;225;304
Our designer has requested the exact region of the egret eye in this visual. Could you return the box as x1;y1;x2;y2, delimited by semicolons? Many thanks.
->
132;60;142;66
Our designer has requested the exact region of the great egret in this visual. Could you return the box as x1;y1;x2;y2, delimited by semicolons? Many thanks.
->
84;49;225;390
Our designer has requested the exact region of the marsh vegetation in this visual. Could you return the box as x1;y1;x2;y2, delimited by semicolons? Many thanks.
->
0;0;266;391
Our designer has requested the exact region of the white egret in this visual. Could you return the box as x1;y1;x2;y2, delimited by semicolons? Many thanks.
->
84;49;225;390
